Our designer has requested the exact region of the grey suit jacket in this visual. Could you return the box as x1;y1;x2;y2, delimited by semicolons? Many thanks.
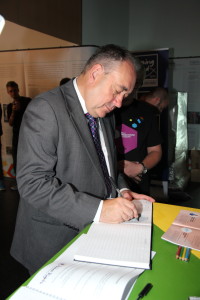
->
10;80;128;273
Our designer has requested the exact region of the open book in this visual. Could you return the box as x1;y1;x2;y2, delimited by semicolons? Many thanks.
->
74;200;152;269
161;210;200;251
9;235;144;300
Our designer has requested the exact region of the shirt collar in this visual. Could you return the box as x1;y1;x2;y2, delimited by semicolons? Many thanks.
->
73;77;87;114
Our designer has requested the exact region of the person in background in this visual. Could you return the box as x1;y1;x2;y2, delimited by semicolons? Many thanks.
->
141;87;191;201
0;103;5;191
59;77;71;86
115;62;162;195
10;44;154;275
6;81;31;190
139;87;169;113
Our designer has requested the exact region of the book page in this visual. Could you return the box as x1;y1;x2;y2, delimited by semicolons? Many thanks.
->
74;221;152;269
27;260;143;300
10;235;144;300
173;210;200;230
161;224;200;251
8;286;57;300
124;200;152;225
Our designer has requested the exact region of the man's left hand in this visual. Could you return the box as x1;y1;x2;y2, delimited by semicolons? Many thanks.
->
121;189;155;202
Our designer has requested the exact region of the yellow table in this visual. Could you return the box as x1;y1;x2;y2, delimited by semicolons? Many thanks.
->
153;202;200;259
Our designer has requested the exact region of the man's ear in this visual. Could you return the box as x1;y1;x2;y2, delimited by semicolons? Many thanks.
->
88;64;104;83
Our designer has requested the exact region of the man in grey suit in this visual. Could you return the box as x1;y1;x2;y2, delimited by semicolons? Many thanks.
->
10;44;154;275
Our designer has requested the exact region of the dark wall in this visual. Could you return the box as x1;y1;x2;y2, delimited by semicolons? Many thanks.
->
0;0;82;44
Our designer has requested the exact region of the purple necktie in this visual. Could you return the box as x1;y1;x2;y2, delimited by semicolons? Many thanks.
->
85;113;112;197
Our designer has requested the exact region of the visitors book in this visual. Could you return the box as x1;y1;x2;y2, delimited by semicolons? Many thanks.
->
161;210;200;251
74;199;153;269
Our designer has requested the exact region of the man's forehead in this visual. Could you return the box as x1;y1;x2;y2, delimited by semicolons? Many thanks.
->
119;63;136;85
7;87;18;91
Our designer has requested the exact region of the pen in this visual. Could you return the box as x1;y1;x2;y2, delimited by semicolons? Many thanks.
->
178;246;183;260
176;245;182;259
136;283;153;300
181;247;186;261
109;176;122;197
185;248;191;262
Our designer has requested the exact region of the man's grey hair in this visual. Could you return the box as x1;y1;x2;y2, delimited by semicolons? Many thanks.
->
82;44;141;74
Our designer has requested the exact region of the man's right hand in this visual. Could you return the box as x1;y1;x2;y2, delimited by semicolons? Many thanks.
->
12;101;20;111
100;197;138;224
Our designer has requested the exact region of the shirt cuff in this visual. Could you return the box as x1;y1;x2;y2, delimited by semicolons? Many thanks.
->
120;188;130;193
93;200;103;223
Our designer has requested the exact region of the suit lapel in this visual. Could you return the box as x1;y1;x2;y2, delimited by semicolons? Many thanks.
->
60;83;106;185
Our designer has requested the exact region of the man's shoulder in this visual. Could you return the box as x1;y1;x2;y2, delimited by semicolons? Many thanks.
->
133;100;159;116
138;100;158;114
35;84;73;100
30;85;76;114
20;96;32;102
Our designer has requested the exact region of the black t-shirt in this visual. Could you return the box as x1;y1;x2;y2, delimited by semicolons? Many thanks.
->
7;96;31;135
115;100;162;163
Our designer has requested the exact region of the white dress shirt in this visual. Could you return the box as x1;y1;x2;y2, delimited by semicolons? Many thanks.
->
73;78;112;221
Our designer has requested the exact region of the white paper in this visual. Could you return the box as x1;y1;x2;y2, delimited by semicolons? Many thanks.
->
9;235;144;300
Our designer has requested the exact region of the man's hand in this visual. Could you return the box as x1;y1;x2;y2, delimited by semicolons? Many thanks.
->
121;189;155;202
100;197;138;224
100;189;155;224
12;100;21;111
118;160;143;182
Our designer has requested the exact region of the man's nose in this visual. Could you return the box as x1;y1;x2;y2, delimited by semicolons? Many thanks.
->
114;94;124;108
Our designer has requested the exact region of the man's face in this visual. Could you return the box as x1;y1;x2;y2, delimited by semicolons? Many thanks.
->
7;86;19;100
85;61;136;118
156;99;169;113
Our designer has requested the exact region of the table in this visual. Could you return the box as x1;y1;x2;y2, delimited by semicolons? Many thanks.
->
8;203;200;300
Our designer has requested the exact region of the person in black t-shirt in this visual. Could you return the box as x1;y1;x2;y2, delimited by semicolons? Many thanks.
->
115;61;162;195
115;99;162;195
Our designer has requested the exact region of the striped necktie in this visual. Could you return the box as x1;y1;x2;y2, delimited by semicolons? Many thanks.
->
85;113;112;197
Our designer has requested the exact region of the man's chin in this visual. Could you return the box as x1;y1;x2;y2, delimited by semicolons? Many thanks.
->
105;106;116;115
99;110;111;118
96;107;115;118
